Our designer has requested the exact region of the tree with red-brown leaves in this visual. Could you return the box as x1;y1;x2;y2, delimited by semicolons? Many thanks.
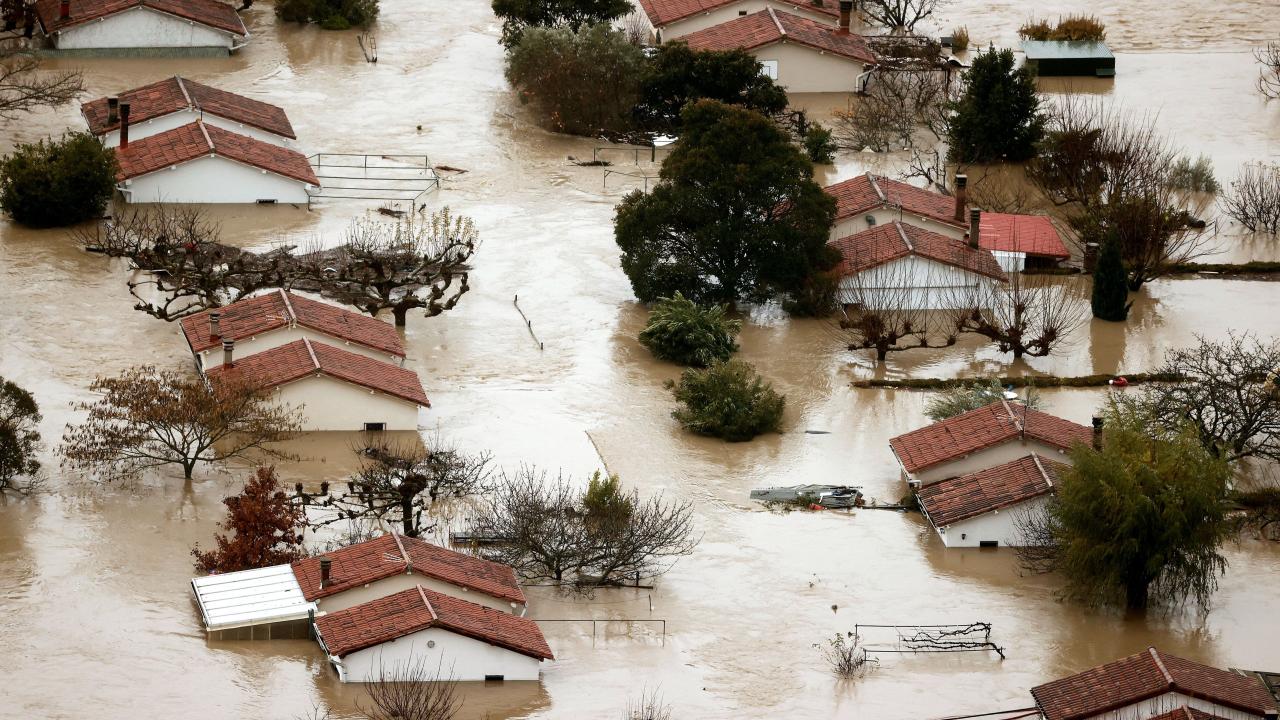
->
193;467;307;574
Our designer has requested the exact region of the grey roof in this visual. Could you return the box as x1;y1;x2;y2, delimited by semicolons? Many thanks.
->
1021;40;1114;59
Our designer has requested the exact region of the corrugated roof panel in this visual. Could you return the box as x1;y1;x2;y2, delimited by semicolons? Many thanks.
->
191;564;316;632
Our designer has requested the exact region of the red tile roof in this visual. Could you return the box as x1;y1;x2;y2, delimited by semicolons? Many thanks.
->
315;585;553;660
917;454;1062;527
292;534;524;604
180;290;405;358
639;0;838;26
889;401;1093;475
114;121;319;186
1032;648;1276;720
35;0;247;36
825;173;967;229
979;212;1071;259
83;76;295;140
679;9;876;64
205;338;430;407
829;221;1006;282
1149;709;1231;720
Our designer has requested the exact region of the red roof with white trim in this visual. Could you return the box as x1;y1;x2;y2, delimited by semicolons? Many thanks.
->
35;0;247;36
639;0;839;26
83;76;295;140
889;401;1092;475
916;454;1062;527
679;9;876;65
829;221;1006;282
114;121;319;186
825;173;967;229
979;212;1071;259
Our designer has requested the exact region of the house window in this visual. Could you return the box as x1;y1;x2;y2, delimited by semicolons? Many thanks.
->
760;60;779;80
484;675;505;682
979;540;998;548
363;422;386;432
256;199;278;204
865;215;876;227
738;9;747;14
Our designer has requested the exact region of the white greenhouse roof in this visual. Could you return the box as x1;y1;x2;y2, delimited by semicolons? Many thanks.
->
191;564;316;632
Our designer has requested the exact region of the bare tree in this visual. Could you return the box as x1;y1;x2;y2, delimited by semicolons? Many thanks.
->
60;367;301;481
860;0;947;32
949;273;1088;359
833;68;953;154
623;689;674;720
1220;162;1280;234
360;657;461;720
817;632;875;678
1257;42;1280;99
296;434;493;538
834;264;958;363
0;51;83;120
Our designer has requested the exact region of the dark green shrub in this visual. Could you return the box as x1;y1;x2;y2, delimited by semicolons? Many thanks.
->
947;47;1043;163
1168;155;1220;193
275;0;378;29
0;132;116;228
803;122;836;165
1091;238;1130;321
665;360;785;441
634;43;789;134
782;272;838;317
639;292;740;367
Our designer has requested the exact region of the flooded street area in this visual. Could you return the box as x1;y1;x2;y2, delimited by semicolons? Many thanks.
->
2;0;1280;717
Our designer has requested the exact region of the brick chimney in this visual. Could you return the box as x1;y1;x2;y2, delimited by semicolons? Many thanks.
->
319;557;332;588
968;208;981;249
1091;416;1103;450
209;310;221;338
954;174;967;221
222;338;234;367
837;0;852;34
59;0;70;20
118;101;131;148
107;96;119;125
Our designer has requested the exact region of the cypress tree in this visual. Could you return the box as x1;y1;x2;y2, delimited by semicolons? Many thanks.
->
1091;238;1130;321
947;47;1044;163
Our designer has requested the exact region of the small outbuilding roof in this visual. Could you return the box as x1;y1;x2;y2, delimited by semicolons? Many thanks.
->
825;173;967;228
978;212;1071;259
917;454;1062;527
638;0;838;27
114;121;319;186
191;563;316;632
679;8;876;65
83;76;296;140
205;338;430;407
315;585;554;660
1021;40;1114;60
829;221;1006;282
35;0;248;37
180;290;405;358
292;533;525;604
1031;647;1276;720
889;400;1093;475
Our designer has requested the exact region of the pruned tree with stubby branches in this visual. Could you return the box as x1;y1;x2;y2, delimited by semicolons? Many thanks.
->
1;375;43;495
192;466;307;573
0;51;83;120
60;366;301;481
833;263;958;363
948;273;1088;359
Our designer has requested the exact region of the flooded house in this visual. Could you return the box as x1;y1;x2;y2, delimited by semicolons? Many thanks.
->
634;0;840;42
314;586;554;683
677;3;875;93
179;290;406;373
1030;647;1278;720
828;221;1006;310
975;210;1072;272
31;0;249;55
888;401;1094;487
204;338;428;431
113;119;320;203
82;76;297;148
915;453;1063;548
1021;40;1116;78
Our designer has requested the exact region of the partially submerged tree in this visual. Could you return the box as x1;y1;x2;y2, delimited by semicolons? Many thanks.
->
275;0;378;30
505;24;645;136
622;689;674;720
665;360;785;441
361;657;461;720
638;292;740;367
1016;396;1232;611
861;0;947;32
1220;162;1280;234
615;100;837;305
0;375;42;495
833;68;954;155
0;132;117;228
1257;42;1280;99
947;47;1043;163
1234;485;1280;541
1090;237;1131;321
60;367;301;481
834;265;957;363
635;43;789;134
0;51;83;120
924;379;1040;421
192;467;307;573
492;0;630;48
949;273;1088;359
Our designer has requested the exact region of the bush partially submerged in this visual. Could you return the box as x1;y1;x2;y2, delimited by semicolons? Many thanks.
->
639;293;741;367
275;0;379;29
1168;154;1220;193
950;26;970;52
1019;15;1106;42
666;360;785;441
0;132;116;228
924;379;1040;421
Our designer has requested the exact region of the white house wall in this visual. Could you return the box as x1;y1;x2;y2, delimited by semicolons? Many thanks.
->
831;208;966;242
1059;692;1264;720
121;155;312;204
316;573;522;615
53;7;234;49
991;250;1026;273
197;325;402;372
101;110;292;148
657;0;836;39
934;495;1050;548
837;254;998;310
273;375;422;432
907;440;1074;486
335;627;542;683
749;42;864;93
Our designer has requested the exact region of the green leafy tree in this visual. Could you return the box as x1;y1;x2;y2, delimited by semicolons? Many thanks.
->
492;0;630;48
947;47;1043;163
0;132;116;228
1091;237;1131;321
803;123;837;164
635;43;789;134
505;24;644;136
638;293;741;367
275;0;378;29
1017;396;1232;611
665;360;785;441
615;100;837;305
1;375;42;494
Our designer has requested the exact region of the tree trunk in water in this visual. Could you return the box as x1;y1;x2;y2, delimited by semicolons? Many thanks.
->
183;459;196;479
393;305;409;327
1125;575;1150;611
876;346;888;362
1127;276;1145;292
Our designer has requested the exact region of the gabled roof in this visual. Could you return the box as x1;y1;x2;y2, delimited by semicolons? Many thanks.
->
35;0;247;36
917;454;1062;527
1031;647;1276;720
315;585;553;660
638;0;838;27
679;9;876;65
83;77;295;140
205;338;430;407
979;212;1071;259
114;121;320;186
829;221;1006;282
179;290;405;358
889;400;1093;475
825;173;966;228
292;534;525;604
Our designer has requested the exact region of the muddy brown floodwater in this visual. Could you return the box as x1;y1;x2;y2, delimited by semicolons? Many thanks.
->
3;0;1280;718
